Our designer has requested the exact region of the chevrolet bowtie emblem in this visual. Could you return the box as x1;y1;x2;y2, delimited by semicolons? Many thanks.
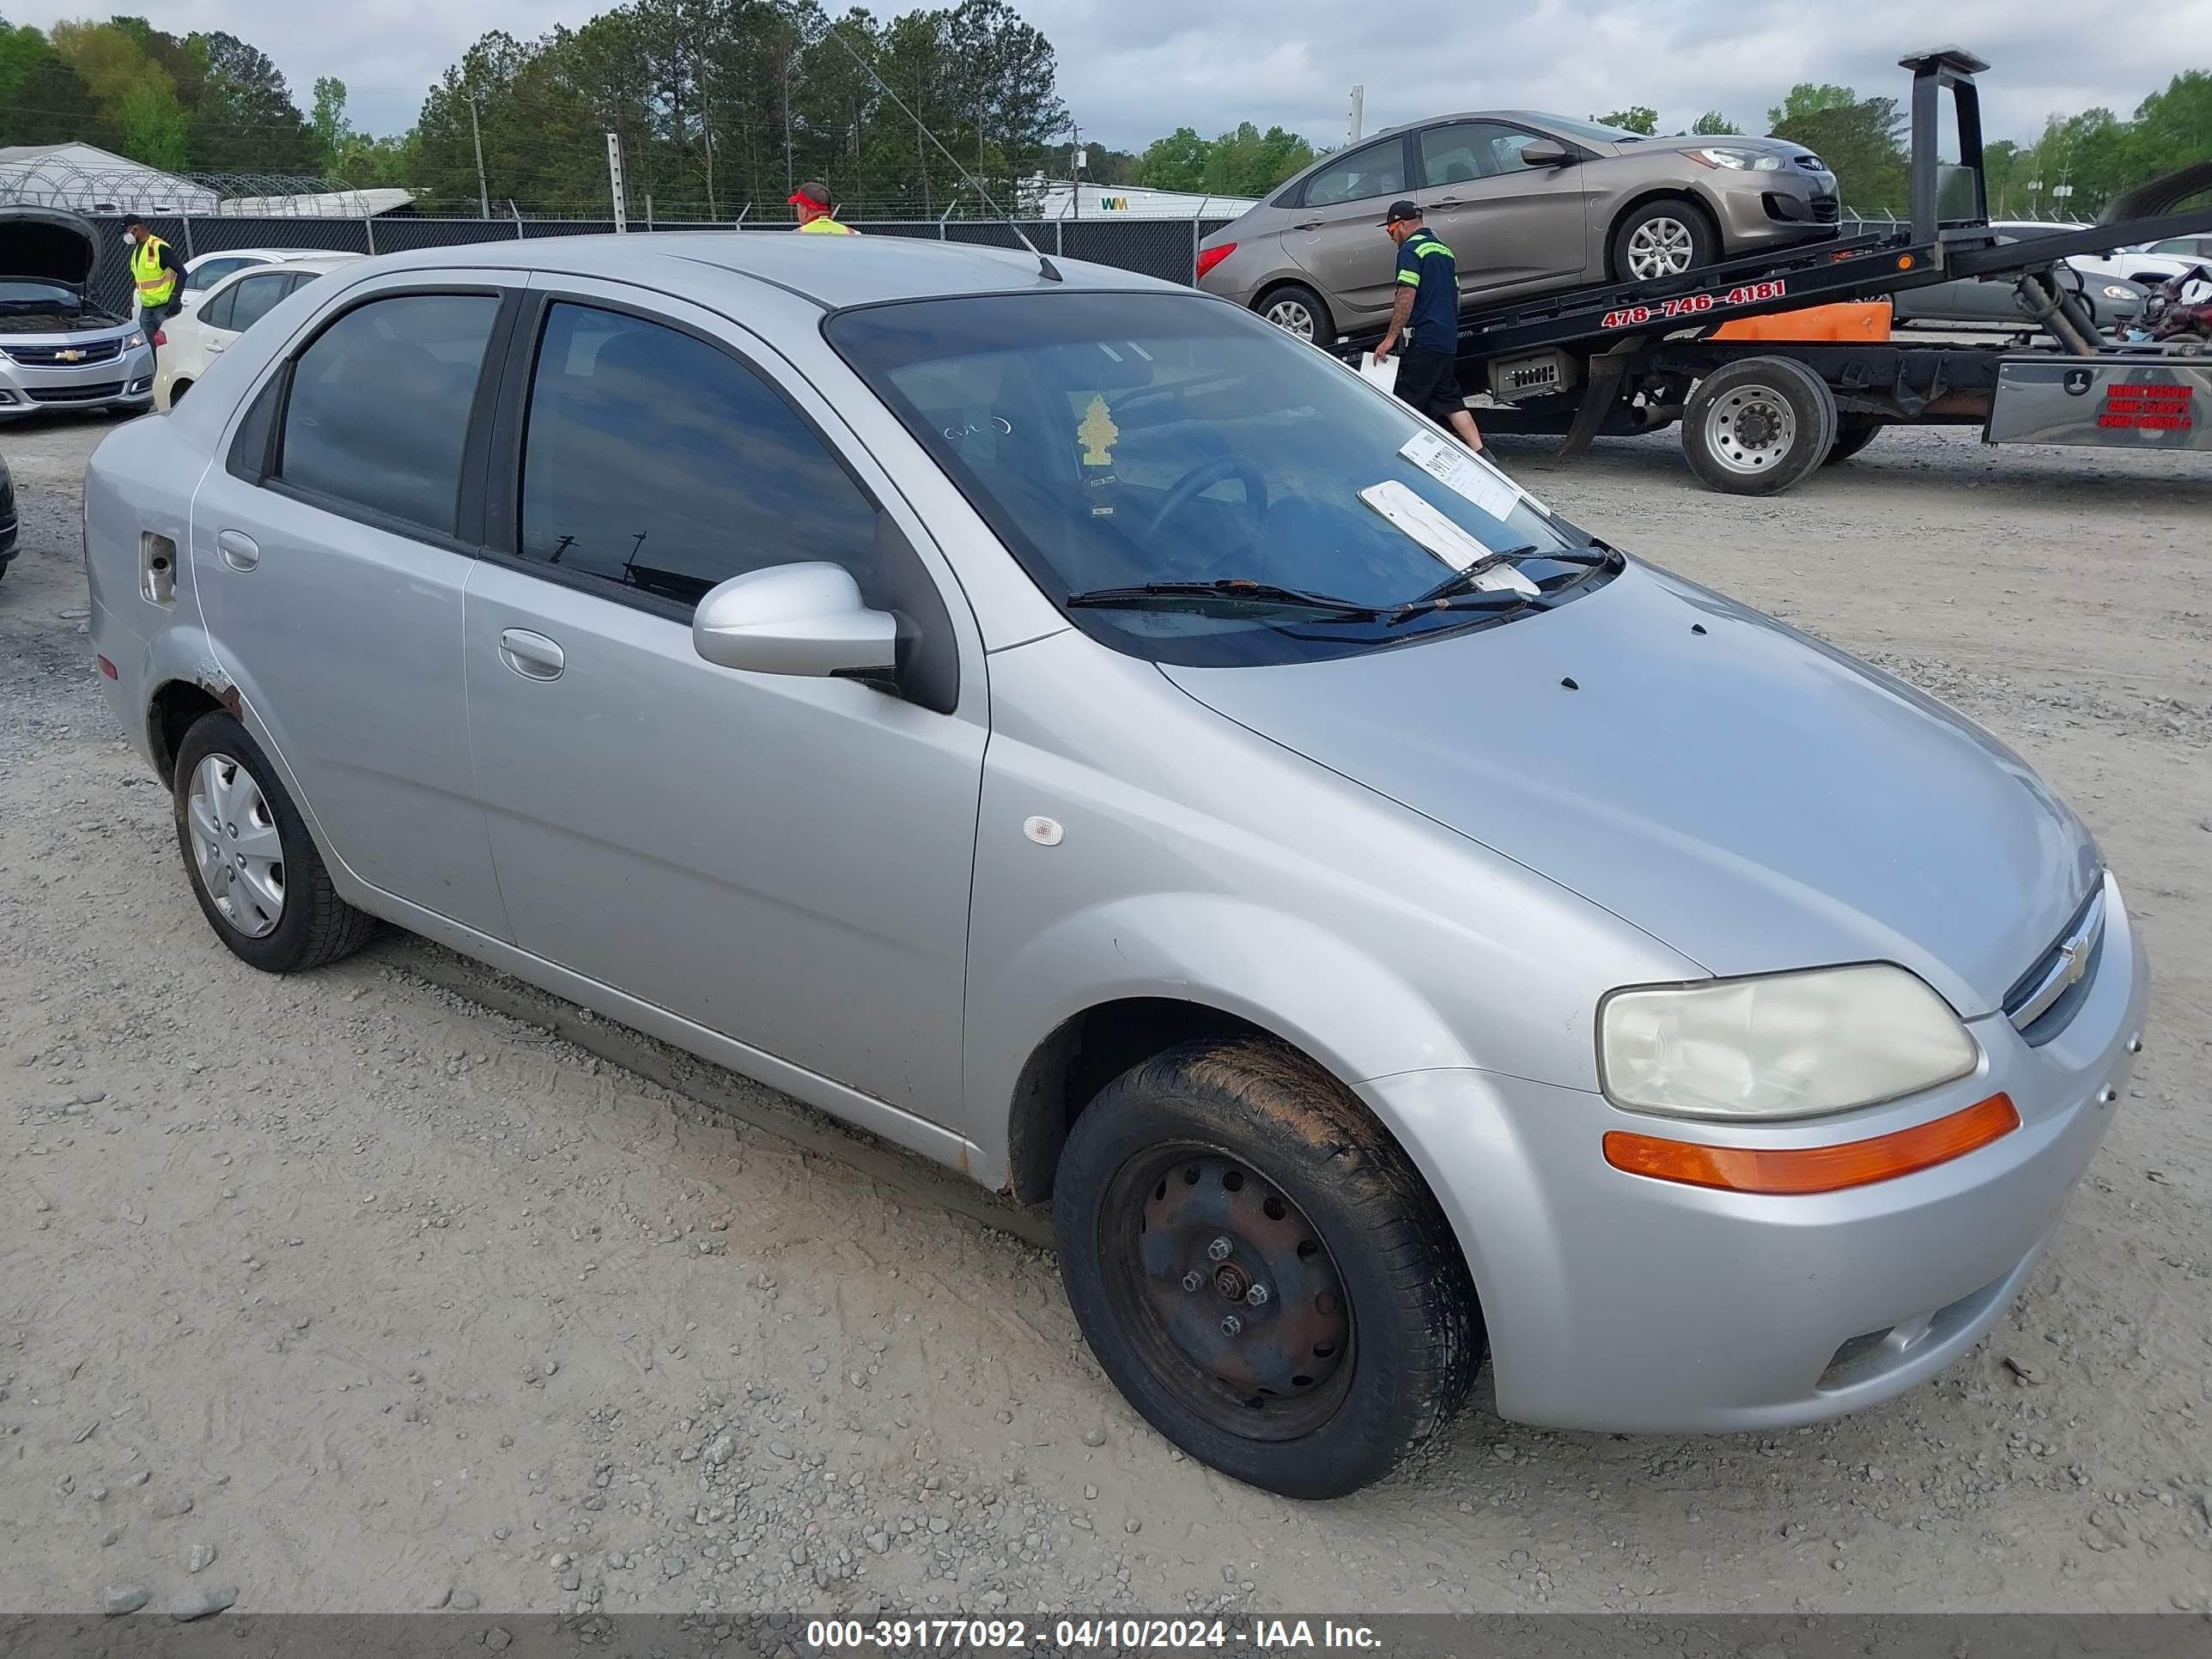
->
54;349;86;362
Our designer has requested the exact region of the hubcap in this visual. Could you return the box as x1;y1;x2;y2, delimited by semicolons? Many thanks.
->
1262;299;1316;340
1099;1146;1353;1440
187;753;285;939
1705;387;1799;476
1626;216;1696;280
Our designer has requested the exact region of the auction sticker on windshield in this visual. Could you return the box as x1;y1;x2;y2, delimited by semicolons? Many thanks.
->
1358;481;1541;594
1401;428;1540;520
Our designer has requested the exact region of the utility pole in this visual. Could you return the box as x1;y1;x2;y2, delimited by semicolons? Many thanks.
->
606;131;628;232
1068;122;1082;221
1347;85;1364;145
468;86;491;220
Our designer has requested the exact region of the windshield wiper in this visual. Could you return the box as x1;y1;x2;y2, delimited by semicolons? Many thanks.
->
1065;580;1380;620
1399;544;1613;611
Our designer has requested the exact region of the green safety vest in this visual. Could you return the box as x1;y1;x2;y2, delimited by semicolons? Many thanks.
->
131;236;178;307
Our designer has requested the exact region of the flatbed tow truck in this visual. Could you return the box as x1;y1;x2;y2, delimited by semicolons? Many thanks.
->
1328;49;2212;495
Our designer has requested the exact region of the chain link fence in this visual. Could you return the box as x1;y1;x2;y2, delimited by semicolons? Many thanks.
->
77;210;1243;318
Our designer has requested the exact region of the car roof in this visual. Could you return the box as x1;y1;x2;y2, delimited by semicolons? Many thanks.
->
343;232;1177;312
189;246;353;264
211;254;359;280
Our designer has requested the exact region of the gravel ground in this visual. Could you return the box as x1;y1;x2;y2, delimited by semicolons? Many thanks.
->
2;410;2209;1620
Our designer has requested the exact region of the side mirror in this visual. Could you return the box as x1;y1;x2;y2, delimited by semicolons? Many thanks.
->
1520;139;1574;167
693;562;896;682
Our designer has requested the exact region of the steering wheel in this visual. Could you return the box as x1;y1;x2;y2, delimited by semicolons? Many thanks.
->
1143;454;1270;558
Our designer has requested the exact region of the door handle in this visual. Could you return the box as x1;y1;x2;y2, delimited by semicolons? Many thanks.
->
497;628;565;681
1293;219;1322;231
205;338;227;354
1433;198;1465;209
216;530;258;571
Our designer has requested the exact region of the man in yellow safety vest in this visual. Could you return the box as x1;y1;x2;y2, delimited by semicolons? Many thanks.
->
787;181;858;235
124;217;182;344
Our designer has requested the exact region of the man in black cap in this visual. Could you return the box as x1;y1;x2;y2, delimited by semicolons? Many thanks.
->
1370;201;1483;451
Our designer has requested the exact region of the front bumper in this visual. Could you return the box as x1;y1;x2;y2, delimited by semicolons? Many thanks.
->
1710;173;1839;251
0;343;157;416
1360;872;2148;1433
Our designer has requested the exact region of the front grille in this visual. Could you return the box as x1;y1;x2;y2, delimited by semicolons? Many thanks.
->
27;381;124;404
1810;198;1841;224
3;339;123;368
2003;883;2106;1045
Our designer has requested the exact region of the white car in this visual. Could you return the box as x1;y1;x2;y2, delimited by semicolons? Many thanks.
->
154;255;359;410
175;247;361;314
2138;233;2212;265
1990;222;2195;290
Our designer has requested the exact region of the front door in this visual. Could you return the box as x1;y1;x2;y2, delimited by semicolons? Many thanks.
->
459;282;987;1121
1415;123;1593;298
188;277;511;936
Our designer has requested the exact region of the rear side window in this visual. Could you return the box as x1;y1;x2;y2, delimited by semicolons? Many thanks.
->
276;293;499;537
514;302;876;608
185;256;252;293
200;283;239;331
1301;139;1406;208
225;273;293;334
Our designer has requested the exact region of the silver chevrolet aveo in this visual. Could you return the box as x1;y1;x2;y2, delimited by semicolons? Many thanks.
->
87;236;2148;1498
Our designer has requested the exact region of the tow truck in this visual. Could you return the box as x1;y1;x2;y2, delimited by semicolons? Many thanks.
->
1328;49;2212;495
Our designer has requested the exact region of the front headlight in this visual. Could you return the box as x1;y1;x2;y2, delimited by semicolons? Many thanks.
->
123;331;146;349
1686;147;1785;173
2100;285;2135;301
1599;964;1978;1121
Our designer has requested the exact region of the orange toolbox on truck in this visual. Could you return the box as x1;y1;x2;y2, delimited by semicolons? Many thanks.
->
1711;301;1893;342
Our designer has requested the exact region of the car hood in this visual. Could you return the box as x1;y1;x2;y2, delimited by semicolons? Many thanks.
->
1158;561;2098;1018
0;205;100;288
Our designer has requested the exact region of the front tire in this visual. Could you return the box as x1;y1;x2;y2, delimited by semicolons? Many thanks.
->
172;710;377;973
1255;283;1334;345
1052;1037;1479;1498
1610;198;1719;283
1680;356;1838;495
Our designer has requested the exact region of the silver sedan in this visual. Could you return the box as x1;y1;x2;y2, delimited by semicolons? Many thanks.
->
85;234;2148;1497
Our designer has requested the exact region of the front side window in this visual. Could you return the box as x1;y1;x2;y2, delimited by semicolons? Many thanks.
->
1302;139;1407;208
225;273;293;334
514;302;877;610
828;292;1612;667
276;292;500;536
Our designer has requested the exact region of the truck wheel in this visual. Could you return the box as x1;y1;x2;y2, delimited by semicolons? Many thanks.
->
1052;1036;1480;1499
1824;412;1887;465
172;710;378;974
1255;283;1334;344
1610;198;1718;282
1680;356;1838;495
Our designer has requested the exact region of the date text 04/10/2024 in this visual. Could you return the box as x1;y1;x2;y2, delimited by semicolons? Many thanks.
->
803;1619;1382;1650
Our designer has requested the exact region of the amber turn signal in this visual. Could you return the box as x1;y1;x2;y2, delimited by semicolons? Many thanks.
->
1603;1093;2021;1195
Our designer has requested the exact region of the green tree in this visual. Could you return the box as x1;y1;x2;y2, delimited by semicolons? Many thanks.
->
1596;106;1657;135
2122;70;2212;183
0;20;105;148
311;76;353;171
1690;109;1738;136
1769;82;1907;215
1085;145;1141;186
1138;125;1209;191
1200;120;1313;197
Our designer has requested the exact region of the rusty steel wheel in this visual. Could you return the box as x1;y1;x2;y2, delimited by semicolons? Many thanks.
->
1100;1146;1354;1439
1053;1037;1479;1498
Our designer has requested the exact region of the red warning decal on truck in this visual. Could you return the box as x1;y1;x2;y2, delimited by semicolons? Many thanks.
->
2098;383;2195;431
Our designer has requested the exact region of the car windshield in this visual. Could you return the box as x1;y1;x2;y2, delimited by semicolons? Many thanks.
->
826;291;1613;666
0;278;78;307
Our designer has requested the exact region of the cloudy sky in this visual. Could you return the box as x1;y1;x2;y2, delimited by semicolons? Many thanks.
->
13;0;2211;151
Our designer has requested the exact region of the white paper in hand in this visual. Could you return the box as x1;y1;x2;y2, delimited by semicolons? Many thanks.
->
1358;352;1399;394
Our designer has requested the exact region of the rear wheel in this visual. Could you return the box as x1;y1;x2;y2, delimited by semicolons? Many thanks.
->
172;710;377;974
1052;1037;1479;1498
1824;411;1887;465
1680;356;1838;495
1255;283;1334;345
168;379;191;405
1610;198;1718;283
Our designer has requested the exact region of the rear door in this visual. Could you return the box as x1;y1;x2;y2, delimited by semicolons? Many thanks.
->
1286;136;1415;325
188;272;515;937
1416;122;1593;296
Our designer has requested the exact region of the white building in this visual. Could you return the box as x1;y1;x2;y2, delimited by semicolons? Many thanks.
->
1024;176;1259;221
0;143;216;214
